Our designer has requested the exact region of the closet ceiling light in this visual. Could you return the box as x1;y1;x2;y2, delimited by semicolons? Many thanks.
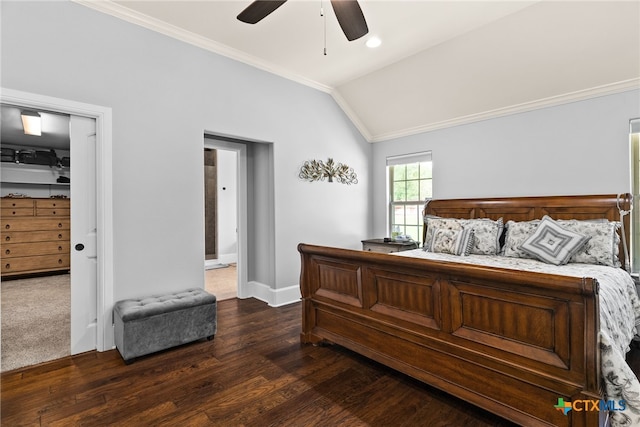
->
21;110;41;136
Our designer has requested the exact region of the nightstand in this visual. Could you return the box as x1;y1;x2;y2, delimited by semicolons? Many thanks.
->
361;238;419;254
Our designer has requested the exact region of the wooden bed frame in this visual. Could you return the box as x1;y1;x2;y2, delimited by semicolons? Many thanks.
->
298;194;632;427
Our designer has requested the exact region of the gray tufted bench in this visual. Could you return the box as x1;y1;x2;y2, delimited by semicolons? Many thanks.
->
114;288;217;364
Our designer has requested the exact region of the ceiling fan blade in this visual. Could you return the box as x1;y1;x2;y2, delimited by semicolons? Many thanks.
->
237;0;288;24
330;0;369;41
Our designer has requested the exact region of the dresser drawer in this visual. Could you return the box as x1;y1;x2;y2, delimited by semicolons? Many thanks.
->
36;208;70;217
1;199;34;209
2;254;70;275
1;207;34;217
2;218;70;232
3;241;70;258
2;230;70;244
35;199;70;209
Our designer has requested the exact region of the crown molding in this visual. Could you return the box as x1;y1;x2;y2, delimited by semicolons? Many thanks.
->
72;0;333;94
330;90;372;142
367;78;640;143
70;1;640;145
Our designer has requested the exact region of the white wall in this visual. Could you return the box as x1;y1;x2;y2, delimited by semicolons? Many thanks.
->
0;1;371;303
372;90;640;237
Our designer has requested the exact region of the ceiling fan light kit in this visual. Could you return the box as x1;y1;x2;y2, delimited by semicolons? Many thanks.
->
366;36;381;48
237;0;369;44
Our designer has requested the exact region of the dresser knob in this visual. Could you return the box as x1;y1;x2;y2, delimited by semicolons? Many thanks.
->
53;211;56;215
5;249;9;255
5;264;9;270
58;259;63;265
12;211;16;215
58;246;63;251
58;234;63;239
5;236;9;242
5;224;9;229
58;223;63;228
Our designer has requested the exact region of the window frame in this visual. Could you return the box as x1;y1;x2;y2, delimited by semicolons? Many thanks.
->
387;152;432;245
630;119;640;275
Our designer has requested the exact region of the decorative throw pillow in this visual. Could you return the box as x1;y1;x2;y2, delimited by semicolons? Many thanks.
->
429;227;475;256
520;216;591;265
501;219;541;259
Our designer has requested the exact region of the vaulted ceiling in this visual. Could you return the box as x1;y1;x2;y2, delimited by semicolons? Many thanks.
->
75;0;640;142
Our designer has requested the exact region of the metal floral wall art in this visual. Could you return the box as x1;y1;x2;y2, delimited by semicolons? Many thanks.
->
298;158;358;185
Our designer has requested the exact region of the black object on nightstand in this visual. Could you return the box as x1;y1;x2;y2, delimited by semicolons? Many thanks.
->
361;238;419;254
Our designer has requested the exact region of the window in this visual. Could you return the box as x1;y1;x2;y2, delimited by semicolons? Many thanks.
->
631;119;640;275
387;152;432;244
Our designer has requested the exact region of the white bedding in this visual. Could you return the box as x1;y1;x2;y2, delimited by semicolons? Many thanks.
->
393;249;640;426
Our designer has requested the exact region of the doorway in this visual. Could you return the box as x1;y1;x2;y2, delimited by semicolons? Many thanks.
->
203;133;276;304
0;88;114;359
0;106;99;371
204;147;238;300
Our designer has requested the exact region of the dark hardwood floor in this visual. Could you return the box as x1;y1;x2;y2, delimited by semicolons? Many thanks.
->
3;297;638;426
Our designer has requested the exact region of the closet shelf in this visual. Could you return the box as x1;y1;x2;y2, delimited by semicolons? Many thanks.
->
1;162;70;186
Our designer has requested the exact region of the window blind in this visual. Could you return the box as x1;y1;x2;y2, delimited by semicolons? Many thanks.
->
386;151;432;166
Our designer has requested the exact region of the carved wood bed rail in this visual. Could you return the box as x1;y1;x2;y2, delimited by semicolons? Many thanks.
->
299;194;632;427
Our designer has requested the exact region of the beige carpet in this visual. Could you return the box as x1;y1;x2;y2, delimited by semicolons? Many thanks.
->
1;274;70;372
205;264;237;301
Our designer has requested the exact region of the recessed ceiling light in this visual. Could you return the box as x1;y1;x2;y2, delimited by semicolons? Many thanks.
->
21;110;42;136
366;36;381;48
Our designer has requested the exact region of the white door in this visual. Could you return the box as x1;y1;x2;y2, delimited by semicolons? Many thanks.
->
70;115;97;354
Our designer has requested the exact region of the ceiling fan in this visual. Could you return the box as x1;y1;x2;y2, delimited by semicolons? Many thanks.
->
237;0;369;42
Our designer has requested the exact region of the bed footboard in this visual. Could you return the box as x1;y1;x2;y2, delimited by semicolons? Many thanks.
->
298;243;601;427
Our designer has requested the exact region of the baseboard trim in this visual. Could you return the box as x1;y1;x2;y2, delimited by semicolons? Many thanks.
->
204;253;237;270
247;281;301;307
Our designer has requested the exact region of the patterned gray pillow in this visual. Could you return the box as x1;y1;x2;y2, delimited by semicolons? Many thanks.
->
429;227;475;256
463;218;503;255
424;217;503;255
501;219;541;259
520;216;591;265
424;217;462;251
558;219;622;267
502;218;621;267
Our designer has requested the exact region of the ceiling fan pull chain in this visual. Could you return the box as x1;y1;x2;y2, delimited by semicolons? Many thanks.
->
321;0;327;55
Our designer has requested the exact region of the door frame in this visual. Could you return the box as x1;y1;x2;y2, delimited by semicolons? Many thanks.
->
1;88;114;352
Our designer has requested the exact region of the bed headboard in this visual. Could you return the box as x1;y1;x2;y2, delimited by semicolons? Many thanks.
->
423;193;632;270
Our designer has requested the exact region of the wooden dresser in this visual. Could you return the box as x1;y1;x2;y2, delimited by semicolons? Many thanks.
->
1;197;70;277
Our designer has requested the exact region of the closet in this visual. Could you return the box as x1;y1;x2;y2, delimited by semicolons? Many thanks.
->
0;105;71;279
